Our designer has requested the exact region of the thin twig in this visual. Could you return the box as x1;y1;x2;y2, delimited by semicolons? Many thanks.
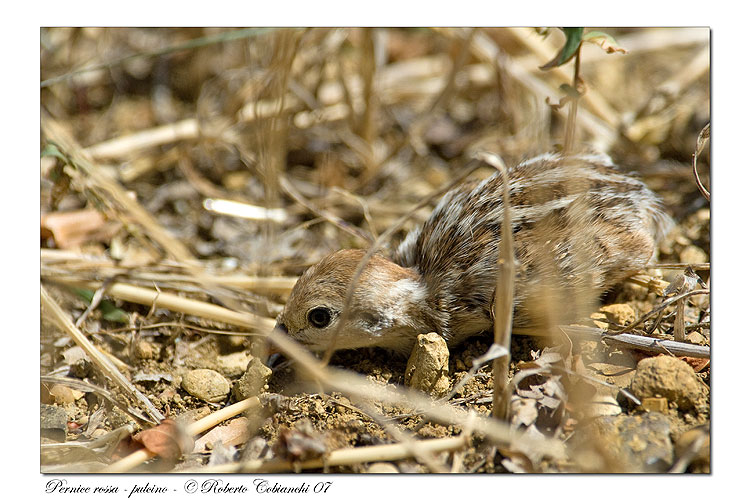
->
40;376;153;427
45;279;276;332
612;289;710;334
692;123;711;202
196;435;469;473
279;176;374;245
477;152;514;421
553;325;710;359
104;397;261;472
41;286;165;424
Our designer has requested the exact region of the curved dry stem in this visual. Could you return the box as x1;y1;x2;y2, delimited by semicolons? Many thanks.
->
41;286;165;424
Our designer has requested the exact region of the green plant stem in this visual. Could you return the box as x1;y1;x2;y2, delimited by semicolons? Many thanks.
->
563;44;583;153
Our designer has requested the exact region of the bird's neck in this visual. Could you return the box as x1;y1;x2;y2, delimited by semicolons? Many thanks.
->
360;260;442;354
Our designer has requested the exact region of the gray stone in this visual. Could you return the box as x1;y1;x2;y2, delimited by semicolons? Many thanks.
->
41;404;68;442
585;413;674;472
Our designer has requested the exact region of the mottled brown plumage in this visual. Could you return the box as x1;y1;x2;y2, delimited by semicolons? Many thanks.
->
276;153;672;355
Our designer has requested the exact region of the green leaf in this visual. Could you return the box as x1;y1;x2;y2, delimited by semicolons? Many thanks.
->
583;31;628;54
40;142;69;163
73;288;130;324
540;27;584;70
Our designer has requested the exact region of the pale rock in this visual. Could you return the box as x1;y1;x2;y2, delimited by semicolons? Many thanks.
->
233;357;273;400
182;369;231;403
630;356;708;411
405;333;451;398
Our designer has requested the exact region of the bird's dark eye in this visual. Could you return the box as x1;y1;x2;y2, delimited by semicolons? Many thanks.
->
307;307;332;328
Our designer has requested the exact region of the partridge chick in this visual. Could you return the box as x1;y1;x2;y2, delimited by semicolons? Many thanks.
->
276;153;672;355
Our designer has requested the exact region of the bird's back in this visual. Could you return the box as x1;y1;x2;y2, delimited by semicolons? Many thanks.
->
393;153;672;344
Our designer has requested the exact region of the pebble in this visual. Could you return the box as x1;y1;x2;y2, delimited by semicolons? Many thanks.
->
630;356;708;411
40;404;68;442
217;351;252;378
134;339;159;360
182;369;231;403
404;332;451;397
233;357;273;400
599;303;636;326
366;462;400;473
587;413;674;472
679;245;708;265
49;384;85;404
686;331;705;345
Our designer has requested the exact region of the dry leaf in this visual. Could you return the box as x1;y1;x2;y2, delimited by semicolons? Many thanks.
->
133;419;193;462
273;422;327;463
583;31;628;54
679;356;710;373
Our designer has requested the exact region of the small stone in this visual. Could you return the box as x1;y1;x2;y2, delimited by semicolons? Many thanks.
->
90;428;109;439
686;331;705;345
584;413;674;472
217;351;252;378
41;404;68;442
49;384;84;404
182;369;231;403
405;333;451;398
366;462;400;473
233;357;273;400
590;312;609;330
599;303;636;326
679;245;708;265
630;356;708;411
640;397;668;413
134;339;159;360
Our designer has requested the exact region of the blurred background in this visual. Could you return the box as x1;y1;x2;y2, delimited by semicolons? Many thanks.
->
41;27;709;273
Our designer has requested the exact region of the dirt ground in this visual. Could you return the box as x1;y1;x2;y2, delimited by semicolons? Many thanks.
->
40;27;710;473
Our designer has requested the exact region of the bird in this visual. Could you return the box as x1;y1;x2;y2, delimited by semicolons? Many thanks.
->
275;152;672;355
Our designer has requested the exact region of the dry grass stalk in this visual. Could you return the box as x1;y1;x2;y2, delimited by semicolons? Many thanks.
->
476;152;515;421
41;375;152;427
627;273;671;295
105;397;260;473
84;118;199;160
692;123;711;202
279;176;374;244
584;28;708;61
41;285;164;423
41;249;298;297
196;435;469;473
45;279;276;332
